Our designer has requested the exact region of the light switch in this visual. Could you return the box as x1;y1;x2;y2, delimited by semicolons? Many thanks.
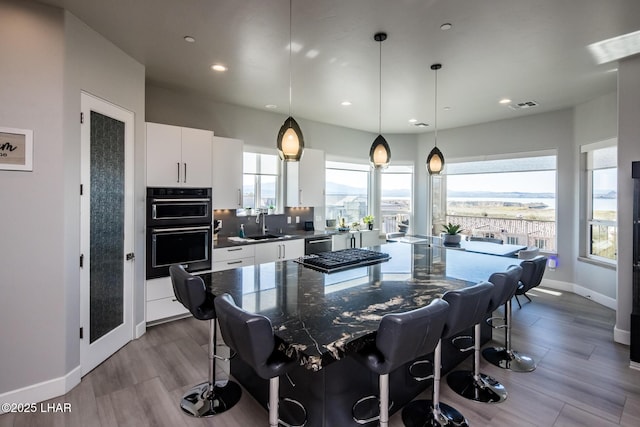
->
296;216;300;223
287;216;291;224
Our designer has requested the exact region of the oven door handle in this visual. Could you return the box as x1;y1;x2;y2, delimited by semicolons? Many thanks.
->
308;238;332;244
151;226;211;233
151;198;211;203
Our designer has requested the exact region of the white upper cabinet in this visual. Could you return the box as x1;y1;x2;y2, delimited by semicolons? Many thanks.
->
212;136;244;209
286;147;325;207
146;122;212;187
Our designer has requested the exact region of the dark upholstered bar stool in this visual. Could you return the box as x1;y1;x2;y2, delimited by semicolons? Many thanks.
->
482;265;537;372
351;298;449;427
403;282;494;427
169;265;242;417
446;268;521;403
514;255;547;308
214;293;307;427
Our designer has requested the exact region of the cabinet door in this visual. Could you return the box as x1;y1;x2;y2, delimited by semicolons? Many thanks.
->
360;230;381;248
286;148;325;207
332;233;350;251
254;241;280;264
181;127;212;187
146;123;182;187
212;136;243;209
281;239;304;261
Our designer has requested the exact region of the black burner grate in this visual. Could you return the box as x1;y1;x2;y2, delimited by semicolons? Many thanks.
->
295;248;390;273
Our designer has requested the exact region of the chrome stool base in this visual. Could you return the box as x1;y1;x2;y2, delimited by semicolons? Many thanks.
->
270;397;307;427
446;371;507;403
402;400;468;427
180;380;242;418
482;347;536;372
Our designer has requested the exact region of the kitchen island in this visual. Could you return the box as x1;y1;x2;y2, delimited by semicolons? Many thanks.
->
198;240;519;426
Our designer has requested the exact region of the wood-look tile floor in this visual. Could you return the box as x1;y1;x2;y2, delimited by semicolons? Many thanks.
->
2;287;640;426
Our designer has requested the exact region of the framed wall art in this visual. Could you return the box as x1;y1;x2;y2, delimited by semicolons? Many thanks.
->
0;127;33;171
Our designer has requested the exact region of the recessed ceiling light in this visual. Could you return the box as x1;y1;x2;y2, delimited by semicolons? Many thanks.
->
265;104;277;109
414;122;429;128
184;36;196;43
341;101;352;106
443;106;451;111
408;118;418;123
499;98;512;104
211;64;227;72
440;23;453;31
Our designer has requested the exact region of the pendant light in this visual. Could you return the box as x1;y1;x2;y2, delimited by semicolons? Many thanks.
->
369;32;391;169
277;0;304;162
427;63;445;175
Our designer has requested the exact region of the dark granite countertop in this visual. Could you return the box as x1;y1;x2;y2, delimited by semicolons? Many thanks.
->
213;228;380;249
199;241;518;371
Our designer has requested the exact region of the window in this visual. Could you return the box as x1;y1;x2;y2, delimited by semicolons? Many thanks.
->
442;153;557;252
325;161;369;226
243;152;280;211
381;165;413;234
582;142;617;262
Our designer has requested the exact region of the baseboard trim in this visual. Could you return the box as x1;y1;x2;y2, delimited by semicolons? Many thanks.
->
540;279;617;310
0;366;81;414
631;361;640;371
614;325;631;345
135;319;146;339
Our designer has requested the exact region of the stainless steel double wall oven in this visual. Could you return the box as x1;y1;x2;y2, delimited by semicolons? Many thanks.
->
146;187;212;279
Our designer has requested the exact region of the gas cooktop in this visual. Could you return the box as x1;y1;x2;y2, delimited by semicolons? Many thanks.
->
295;248;390;273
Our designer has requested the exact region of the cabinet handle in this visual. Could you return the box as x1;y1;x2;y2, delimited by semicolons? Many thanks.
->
299;189;303;206
227;248;243;252
278;245;281;259
237;189;242;206
183;163;187;183
176;162;180;183
227;260;242;265
282;244;286;259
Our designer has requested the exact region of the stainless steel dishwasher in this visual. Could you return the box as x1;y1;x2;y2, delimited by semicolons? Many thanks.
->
304;235;333;254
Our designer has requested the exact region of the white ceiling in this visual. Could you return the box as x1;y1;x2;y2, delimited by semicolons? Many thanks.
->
39;0;640;134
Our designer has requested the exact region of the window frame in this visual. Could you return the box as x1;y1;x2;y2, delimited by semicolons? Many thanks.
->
581;139;617;264
325;160;370;226
242;150;281;213
440;150;558;253
380;164;414;235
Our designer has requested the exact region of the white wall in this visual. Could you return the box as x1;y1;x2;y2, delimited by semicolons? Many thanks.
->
617;55;640;340
0;0;67;394
0;0;145;398
146;83;418;162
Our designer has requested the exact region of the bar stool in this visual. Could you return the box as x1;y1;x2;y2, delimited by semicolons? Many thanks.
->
446;268;523;403
351;298;450;427
214;293;307;427
169;265;242;417
482;264;536;372
514;255;547;308
403;281;494;427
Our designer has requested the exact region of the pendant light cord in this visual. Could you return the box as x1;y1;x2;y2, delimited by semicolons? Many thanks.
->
378;38;382;135
288;0;293;118
434;66;438;147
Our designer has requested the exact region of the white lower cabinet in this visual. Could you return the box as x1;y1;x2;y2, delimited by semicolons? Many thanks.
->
213;245;255;271
254;239;304;264
146;276;189;324
332;230;381;251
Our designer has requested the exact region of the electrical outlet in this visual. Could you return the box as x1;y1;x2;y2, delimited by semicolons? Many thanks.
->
287;216;291;224
296;216;300;223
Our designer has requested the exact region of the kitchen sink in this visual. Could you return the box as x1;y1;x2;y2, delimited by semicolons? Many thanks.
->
245;234;283;240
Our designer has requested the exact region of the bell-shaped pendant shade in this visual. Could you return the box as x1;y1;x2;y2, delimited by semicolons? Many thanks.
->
369;134;391;169
277;116;304;161
426;146;445;175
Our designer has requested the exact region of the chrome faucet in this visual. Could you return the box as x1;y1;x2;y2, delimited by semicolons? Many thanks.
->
256;210;268;235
